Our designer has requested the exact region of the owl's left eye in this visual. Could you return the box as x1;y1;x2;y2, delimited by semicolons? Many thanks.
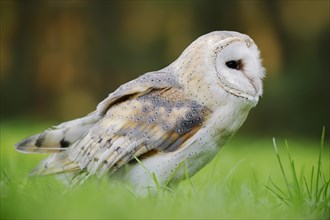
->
225;60;241;70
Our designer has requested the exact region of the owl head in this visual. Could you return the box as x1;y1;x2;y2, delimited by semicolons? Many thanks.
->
171;31;265;106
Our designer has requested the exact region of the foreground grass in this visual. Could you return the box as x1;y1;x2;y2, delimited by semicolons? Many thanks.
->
1;121;329;219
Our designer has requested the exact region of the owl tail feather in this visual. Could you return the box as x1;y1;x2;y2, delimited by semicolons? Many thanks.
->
30;151;91;187
15;132;67;154
15;113;100;154
29;151;80;176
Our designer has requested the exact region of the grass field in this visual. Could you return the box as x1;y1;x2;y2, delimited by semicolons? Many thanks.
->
1;121;329;219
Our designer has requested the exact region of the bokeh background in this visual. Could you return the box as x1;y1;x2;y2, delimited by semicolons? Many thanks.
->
1;1;329;141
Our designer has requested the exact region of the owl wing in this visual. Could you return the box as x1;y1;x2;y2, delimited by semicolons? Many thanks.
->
15;71;179;153
29;72;211;182
95;71;181;115
68;88;211;178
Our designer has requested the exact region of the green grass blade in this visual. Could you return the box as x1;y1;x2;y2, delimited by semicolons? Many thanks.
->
316;128;325;196
273;138;293;199
223;159;244;184
151;172;161;192
310;166;314;197
320;126;325;149
315;127;326;201
265;185;290;207
323;180;329;199
163;161;184;190
184;160;195;192
133;155;161;192
285;140;301;196
303;176;312;201
268;179;289;199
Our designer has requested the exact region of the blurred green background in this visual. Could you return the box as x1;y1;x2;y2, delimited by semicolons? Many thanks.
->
1;1;329;140
1;2;329;219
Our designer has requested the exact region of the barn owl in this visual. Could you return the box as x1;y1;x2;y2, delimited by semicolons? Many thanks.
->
15;31;265;194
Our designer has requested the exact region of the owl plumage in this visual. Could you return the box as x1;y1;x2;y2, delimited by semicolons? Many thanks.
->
15;31;265;194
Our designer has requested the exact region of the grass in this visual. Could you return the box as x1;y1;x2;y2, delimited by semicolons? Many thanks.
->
267;129;329;217
1;120;329;219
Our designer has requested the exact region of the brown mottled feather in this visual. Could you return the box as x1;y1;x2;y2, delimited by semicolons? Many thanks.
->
68;88;211;177
31;86;211;180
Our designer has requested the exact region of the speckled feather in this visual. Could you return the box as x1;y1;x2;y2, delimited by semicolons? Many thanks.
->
15;31;265;194
69;88;211;178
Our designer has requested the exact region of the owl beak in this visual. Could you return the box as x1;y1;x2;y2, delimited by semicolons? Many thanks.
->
250;77;262;97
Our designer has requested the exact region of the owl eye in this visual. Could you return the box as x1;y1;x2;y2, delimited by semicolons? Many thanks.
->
225;60;240;70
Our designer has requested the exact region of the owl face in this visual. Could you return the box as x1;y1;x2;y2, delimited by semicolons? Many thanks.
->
171;31;265;107
214;37;265;101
